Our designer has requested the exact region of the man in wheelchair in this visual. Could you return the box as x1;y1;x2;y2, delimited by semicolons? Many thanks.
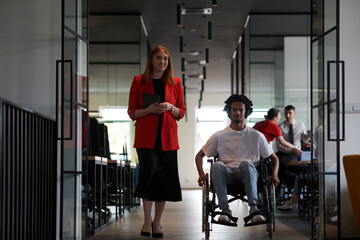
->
195;94;280;225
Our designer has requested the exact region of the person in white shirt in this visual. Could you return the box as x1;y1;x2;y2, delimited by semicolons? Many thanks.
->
276;105;311;165
276;105;311;211
195;94;280;224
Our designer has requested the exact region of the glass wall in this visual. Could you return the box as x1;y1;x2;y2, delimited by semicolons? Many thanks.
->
88;15;142;110
85;11;149;235
99;107;132;161
248;14;310;112
311;0;341;239
60;0;89;238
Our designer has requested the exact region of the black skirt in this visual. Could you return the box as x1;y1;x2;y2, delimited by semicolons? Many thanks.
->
134;148;182;202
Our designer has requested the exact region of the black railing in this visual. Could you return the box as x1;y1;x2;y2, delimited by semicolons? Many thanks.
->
0;98;57;240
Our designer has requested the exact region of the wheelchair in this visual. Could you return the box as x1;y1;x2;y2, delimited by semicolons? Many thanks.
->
202;158;276;239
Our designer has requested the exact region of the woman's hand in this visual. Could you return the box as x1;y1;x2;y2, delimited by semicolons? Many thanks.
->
159;102;173;112
148;102;174;114
134;102;178;119
163;102;181;119
146;102;162;114
143;102;180;119
147;102;173;114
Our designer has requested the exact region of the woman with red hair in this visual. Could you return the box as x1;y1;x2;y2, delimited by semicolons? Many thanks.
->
128;46;186;238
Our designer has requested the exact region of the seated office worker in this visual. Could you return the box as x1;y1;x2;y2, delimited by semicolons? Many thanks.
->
128;46;186;237
195;95;280;224
276;105;311;166
276;105;311;211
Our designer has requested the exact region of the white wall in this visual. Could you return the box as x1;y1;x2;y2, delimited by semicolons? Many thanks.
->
250;63;275;107
0;0;61;118
339;0;360;237
250;50;283;108
284;37;311;128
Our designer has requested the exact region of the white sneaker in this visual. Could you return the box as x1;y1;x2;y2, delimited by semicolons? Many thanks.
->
249;209;266;223
218;208;232;223
277;200;298;211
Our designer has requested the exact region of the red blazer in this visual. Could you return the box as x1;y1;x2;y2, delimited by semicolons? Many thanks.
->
128;75;186;151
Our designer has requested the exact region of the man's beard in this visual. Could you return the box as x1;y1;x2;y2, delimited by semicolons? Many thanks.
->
234;119;241;124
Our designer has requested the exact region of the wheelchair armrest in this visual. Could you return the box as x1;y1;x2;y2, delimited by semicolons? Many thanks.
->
207;155;219;165
261;157;271;165
260;157;273;178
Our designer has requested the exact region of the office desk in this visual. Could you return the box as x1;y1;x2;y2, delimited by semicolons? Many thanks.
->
107;159;124;220
87;156;109;233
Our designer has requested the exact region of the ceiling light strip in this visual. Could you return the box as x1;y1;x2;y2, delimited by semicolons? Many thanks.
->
232;49;237;59
181;8;212;15
244;15;250;29
140;16;148;37
238;35;242;44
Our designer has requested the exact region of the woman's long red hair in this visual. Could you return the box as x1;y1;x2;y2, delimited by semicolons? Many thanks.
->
141;46;174;85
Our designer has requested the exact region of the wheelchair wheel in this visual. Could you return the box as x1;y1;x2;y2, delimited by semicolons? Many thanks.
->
262;184;270;215
267;214;274;239
271;185;276;232
202;174;210;238
205;222;210;239
313;214;320;240
262;183;274;239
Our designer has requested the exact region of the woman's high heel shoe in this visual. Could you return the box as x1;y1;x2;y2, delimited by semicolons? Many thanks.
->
140;231;151;237
152;224;164;238
140;224;151;237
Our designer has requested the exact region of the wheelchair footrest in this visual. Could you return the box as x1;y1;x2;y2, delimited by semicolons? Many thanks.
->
243;210;269;227
211;219;238;227
213;211;239;224
244;220;269;227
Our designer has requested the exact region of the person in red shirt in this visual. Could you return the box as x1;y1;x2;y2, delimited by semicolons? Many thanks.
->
128;46;186;238
253;108;301;156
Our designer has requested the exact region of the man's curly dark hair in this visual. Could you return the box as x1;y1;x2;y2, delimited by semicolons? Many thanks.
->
223;94;253;119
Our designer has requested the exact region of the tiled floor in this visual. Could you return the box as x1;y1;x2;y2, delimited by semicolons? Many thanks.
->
90;189;311;239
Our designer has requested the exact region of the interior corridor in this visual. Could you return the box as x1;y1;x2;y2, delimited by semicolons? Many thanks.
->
90;189;311;240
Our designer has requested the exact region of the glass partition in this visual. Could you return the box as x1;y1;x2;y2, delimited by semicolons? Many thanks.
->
248;14;309;111
60;0;89;238
78;0;88;38
311;0;341;239
64;0;76;32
